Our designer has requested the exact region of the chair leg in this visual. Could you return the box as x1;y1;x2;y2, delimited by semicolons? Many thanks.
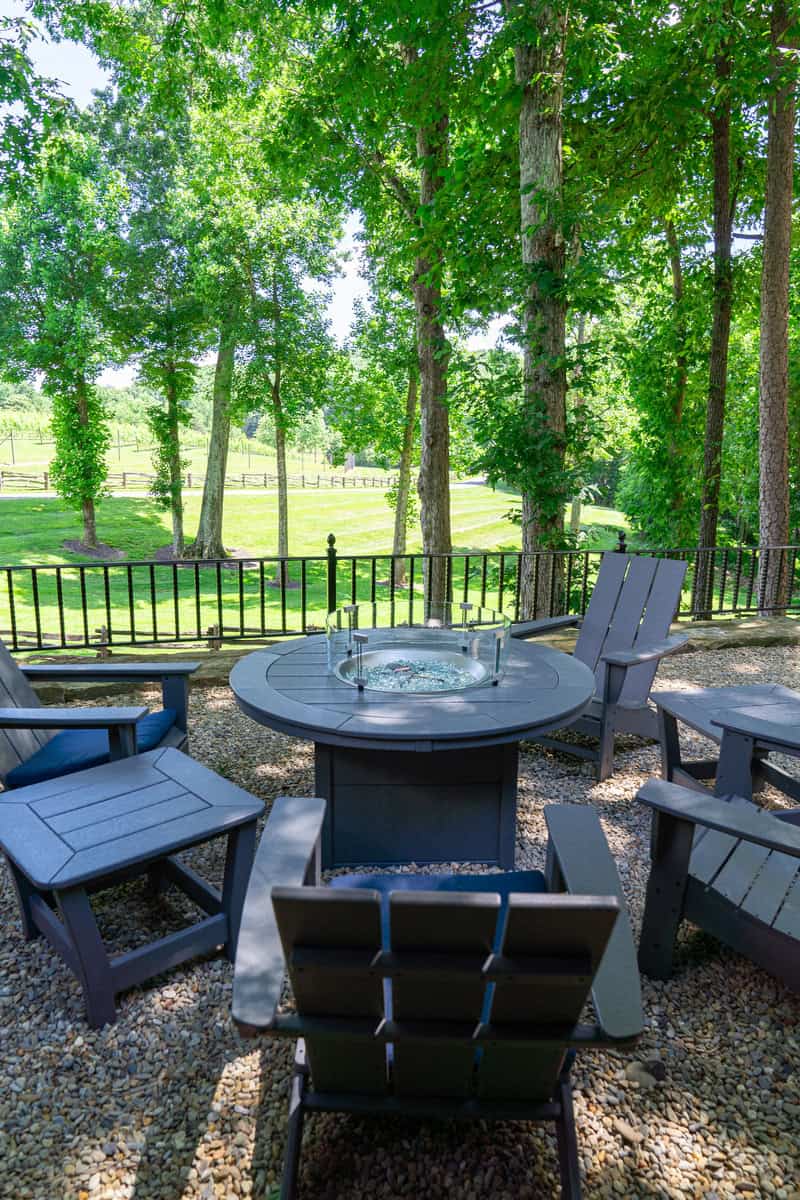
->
637;811;693;980
221;820;258;962
280;1070;307;1200
555;1076;581;1199
596;706;616;782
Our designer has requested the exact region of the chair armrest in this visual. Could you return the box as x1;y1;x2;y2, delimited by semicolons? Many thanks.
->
21;662;200;682
601;635;687;668
510;615;581;640
0;705;148;729
232;795;327;1037
544;804;643;1043
637;779;800;859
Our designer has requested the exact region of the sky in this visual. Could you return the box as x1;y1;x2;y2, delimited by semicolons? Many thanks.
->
3;1;498;386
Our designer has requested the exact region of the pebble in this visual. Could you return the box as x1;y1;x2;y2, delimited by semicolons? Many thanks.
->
1;650;799;1198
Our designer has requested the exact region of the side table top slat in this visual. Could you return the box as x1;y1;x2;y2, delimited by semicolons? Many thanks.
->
47;779;184;834
0;800;74;885
24;757;167;815
62;791;206;852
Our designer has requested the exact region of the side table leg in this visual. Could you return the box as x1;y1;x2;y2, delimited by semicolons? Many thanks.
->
4;854;41;941
55;887;117;1028
715;729;755;801
658;708;682;782
222;821;257;962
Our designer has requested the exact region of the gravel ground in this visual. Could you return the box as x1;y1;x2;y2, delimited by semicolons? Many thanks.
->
1;645;799;1200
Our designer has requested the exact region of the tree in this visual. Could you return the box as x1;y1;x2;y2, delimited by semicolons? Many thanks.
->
758;0;796;613
234;203;338;567
333;275;419;585
92;93;208;558
509;1;569;616
0;122;123;547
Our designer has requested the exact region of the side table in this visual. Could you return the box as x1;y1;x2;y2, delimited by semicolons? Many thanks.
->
0;747;264;1027
653;684;800;803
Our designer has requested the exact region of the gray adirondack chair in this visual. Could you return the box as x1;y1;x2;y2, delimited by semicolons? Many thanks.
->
637;779;800;992
0;638;198;790
233;797;643;1200
512;552;688;779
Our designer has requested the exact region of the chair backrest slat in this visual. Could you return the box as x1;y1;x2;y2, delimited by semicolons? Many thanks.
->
0;639;51;784
388;891;499;1098
478;894;619;1102
272;886;385;1094
619;557;687;704
593;556;659;696
572;554;629;675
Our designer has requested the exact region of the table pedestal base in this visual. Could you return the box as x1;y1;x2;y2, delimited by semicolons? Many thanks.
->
315;742;518;869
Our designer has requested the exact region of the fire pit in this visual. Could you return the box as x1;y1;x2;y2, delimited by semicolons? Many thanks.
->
326;603;511;693
230;629;595;869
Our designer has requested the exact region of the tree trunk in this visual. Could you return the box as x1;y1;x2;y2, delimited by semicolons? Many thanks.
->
75;379;98;548
81;498;97;549
664;219;688;429
273;367;289;564
404;46;451;610
192;316;237;559
697;41;736;617
514;4;568;619
758;0;795;615
568;314;588;540
392;369;418;588
165;370;185;558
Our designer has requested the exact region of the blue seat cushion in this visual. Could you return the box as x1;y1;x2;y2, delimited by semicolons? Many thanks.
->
331;869;547;949
6;708;178;789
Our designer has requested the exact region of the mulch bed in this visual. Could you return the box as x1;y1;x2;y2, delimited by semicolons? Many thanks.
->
62;540;126;560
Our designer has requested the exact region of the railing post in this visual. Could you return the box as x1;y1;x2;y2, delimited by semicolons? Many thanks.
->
616;530;627;554
326;533;337;615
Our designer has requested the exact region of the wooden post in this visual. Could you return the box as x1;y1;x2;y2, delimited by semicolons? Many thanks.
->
326;533;337;615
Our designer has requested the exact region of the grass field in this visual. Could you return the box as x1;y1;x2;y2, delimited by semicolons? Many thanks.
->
0;489;628;649
0;429;390;483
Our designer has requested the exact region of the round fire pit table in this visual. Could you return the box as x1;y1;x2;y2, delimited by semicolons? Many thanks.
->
230;634;594;869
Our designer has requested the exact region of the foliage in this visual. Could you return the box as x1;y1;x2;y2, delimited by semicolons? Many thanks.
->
0;15;68;179
0;119;124;536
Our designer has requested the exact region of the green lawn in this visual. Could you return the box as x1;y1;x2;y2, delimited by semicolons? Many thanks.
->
0;490;627;649
1;429;389;483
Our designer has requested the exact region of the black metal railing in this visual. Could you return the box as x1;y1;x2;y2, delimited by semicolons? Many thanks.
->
2;531;799;653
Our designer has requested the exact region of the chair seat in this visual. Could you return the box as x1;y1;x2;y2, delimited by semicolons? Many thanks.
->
5;708;178;789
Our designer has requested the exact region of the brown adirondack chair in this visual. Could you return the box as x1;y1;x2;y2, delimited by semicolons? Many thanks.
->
0;638;198;789
233;796;643;1200
512;552;688;779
